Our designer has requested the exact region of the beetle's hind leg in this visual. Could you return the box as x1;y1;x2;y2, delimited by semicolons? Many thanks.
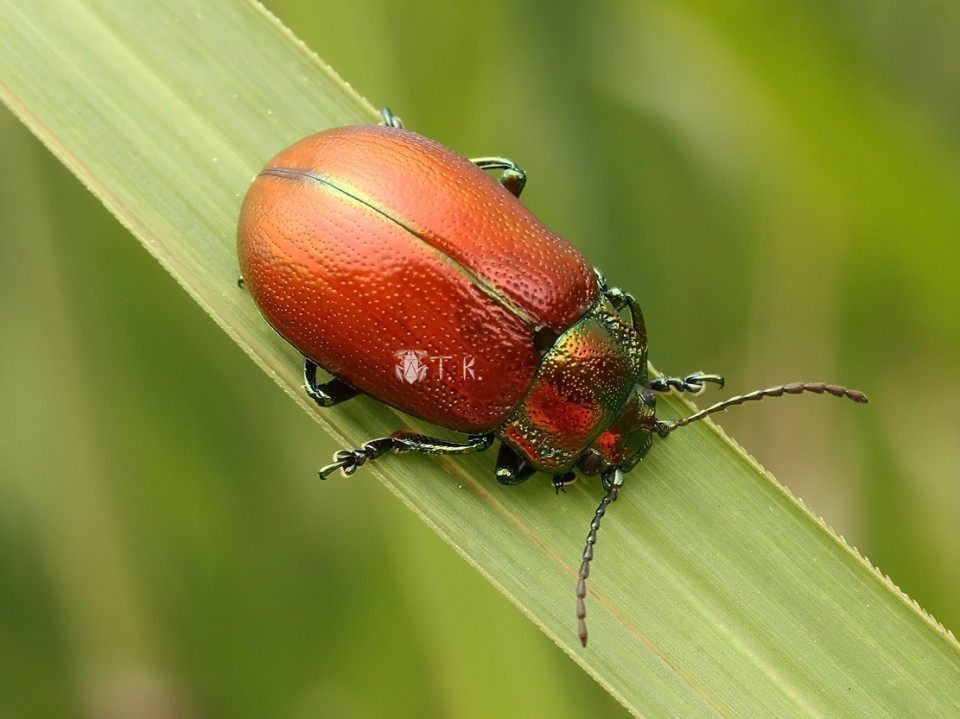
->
304;357;361;407
319;431;495;479
471;157;527;198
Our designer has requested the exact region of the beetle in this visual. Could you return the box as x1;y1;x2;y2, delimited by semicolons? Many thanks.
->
237;108;867;646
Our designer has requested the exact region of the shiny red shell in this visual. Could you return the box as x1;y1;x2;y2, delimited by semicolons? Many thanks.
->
237;124;598;432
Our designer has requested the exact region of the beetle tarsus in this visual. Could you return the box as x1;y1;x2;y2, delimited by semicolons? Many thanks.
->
470;157;527;198
319;437;396;479
552;472;576;494
650;372;725;395
379;107;404;129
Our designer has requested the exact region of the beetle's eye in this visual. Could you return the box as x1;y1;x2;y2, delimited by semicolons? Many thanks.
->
577;450;604;476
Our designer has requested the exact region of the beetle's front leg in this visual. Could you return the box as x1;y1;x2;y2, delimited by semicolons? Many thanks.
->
471;157;527;198
304;358;361;407
649;371;725;395
595;271;646;338
319;431;495;479
602;285;645;336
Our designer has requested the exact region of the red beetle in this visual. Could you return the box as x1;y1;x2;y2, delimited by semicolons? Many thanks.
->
237;109;867;645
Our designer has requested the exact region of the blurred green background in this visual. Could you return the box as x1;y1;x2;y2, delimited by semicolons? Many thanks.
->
2;0;959;717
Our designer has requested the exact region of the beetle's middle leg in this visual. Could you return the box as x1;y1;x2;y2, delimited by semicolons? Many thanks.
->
495;444;537;485
318;431;495;479
471;157;526;198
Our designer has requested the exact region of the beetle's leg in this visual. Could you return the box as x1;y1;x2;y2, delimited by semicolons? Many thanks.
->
319;431;495;479
602;284;646;337
597;273;722;395
495;444;537;485
595;271;646;337
304;358;362;408
649;372;725;395
470;157;527;198
552;471;577;494
379;107;404;129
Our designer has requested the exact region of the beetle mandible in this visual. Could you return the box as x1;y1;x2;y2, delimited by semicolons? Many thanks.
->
237;108;867;646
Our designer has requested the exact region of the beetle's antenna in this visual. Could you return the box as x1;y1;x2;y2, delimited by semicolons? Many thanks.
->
655;382;868;437
577;470;623;647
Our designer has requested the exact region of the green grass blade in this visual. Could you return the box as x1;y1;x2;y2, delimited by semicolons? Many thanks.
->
1;0;958;716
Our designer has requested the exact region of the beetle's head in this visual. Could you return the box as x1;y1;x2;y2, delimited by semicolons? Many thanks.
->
573;377;868;646
576;383;658;479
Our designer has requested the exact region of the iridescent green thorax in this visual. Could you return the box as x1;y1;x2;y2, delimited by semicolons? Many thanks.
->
498;295;653;473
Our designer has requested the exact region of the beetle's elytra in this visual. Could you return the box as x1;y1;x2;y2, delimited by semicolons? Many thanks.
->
237;108;867;646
